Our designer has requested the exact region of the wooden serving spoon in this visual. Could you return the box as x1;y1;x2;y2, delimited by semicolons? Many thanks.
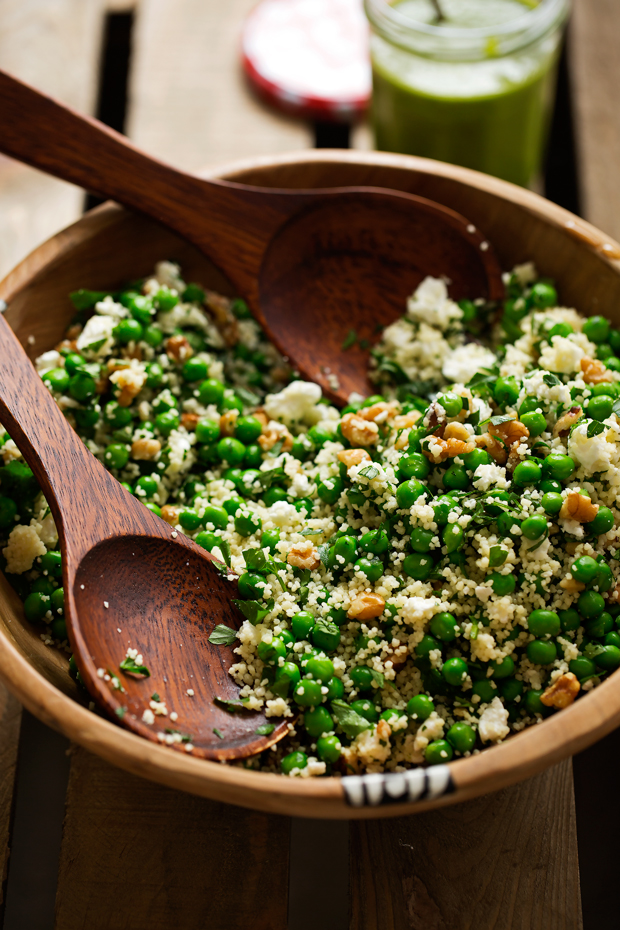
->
0;321;291;759
0;69;504;406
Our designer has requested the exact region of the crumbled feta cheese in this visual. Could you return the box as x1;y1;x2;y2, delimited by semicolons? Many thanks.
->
264;380;322;424
3;524;46;574
478;697;510;743
442;344;497;384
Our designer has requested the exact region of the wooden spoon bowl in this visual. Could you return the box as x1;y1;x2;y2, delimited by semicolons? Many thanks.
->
1;151;620;817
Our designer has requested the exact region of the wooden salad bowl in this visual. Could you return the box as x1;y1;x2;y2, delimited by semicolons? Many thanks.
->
1;150;620;819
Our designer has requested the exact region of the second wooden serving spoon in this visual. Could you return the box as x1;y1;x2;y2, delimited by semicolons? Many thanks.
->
0;69;504;405
0;69;504;758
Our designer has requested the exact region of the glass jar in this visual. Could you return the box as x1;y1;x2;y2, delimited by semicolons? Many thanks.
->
364;0;571;188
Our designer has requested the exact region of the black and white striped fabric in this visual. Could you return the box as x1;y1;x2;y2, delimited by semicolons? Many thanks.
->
342;765;454;807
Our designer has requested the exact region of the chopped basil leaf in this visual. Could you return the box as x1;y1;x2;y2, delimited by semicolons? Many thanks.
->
342;330;357;350
587;420;605;438
232;598;274;626
488;546;508;568
317;543;331;568
359;464;379;480
213;728;224;739
543;372;561;386
331;699;372;738
70;288;109;310
219;538;232;568
235;385;261;406
267;439;284;458
151;692;160;701
370;669;385;688
214;695;252;713
115;706;127;718
208;624;238;645
119;657;150;678
255;724;275;736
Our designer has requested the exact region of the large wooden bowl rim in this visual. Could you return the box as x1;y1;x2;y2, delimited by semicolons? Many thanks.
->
0;150;619;819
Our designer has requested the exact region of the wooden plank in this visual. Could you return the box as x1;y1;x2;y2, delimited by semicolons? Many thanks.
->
0;682;21;907
350;760;582;930
0;0;105;279
127;0;313;170
570;0;620;240
54;747;290;930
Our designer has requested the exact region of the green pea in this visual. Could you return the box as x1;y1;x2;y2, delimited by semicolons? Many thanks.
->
243;444;263;469
51;587;64;613
586;395;614;421
542;452;575;481
521;514;548;541
527;609;561;637
571;555;599;584
145;362;163;388
220;394;244;414
415;635;441;660
291;611;315;640
50;616;67;640
155;410;180;436
217;437;246;466
493;376;520;406
578;590;606;619
312;622;341;653
316;735;341;763
135;475;158;498
429;612;458;642
500;677;524;702
437;392;463;417
104;400;133;429
195;531;219;551
306;657;334;683
585;611;614;639
325;677;345;701
606;631;620;648
594;644;620;671
529;281;558;309
195;418;220;444
548;322;572;339
519;396;544;417
425;739;453;765
175;509;199;532
541;492;563;515
69;371;96;402
520;412;547;437
234;510;262;537
569;656;596;680
583;315;610;344
303;706;334;739
64;352;85;375
490;655;515;679
281;751;308;774
497;511;522;538
104;443;130;469
181;357;208;383
442;523;464;553
432;495;454;526
43;367;70;393
587;506;615;535
23;592;50;623
292;678;323;707
349;699;378;723
442;656;468;686
143;325;163;347
350;666;374;691
472;680;497;703
295;498;314;516
197;378;225;406
527;639;557;665
446;722;476;753
145;502;161;517
443;463;469;491
114;318;143;343
410;528;434;553
559;608;580;633
354;557;383;583
596;562;614;592
489;572;516;596
512;460;542;486
462;448;492;472
0;495;18;529
234;415;262;445
396;478;426;509
540;478;562;494
398;452;430;480
525;688;550;716
317;476;344;505
31;576;55;596
237;572;265;599
402;552;434;581
406;694;434;720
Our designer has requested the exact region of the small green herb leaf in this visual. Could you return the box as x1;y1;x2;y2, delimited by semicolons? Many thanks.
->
208;624;238;645
301;527;324;536
214;696;252;713
331;699;371;738
232;598;274;626
219;538;232;568
70;288;109;310
267;439;284;458
235;385;261;407
342;330;357;350
587;420;605;438
317;543;331;568
255;724;275;736
543;372;561;386
115;706;127;719
489;546;508;568
370;669;385;688
359;464;379;480
119;657;150;678
213;728;224;739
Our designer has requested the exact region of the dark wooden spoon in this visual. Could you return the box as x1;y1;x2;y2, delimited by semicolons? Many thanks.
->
0;318;290;759
0;69;504;405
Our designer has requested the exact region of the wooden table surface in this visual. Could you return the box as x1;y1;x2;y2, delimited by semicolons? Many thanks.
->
0;1;617;927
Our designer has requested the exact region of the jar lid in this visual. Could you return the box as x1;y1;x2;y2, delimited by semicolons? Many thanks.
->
242;0;371;122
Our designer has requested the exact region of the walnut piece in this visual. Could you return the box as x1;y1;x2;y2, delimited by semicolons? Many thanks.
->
560;490;599;523
581;356;612;384
443;422;471;442
258;425;293;452
348;593;385;620
337;448;372;468
541;672;580;708
490;417;529;448
219;410;238;437
423;436;474;464
109;367;146;407
160;505;180;526
340;412;379;446
165;335;193;362
559;575;585;593
475;432;507;464
359;401;398;424
553;405;582;437
180;412;200;431
131;438;161;461
393;411;422;430
287;541;320;570
204;289;239;347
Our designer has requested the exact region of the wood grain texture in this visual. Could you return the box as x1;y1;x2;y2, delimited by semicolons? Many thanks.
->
0;681;21;907
54;746;290;930
570;0;620;240
0;0;105;280
350;760;582;930
127;0;312;168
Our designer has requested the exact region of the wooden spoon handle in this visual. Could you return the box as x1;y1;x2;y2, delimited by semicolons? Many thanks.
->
0;314;131;556
0;69;298;294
